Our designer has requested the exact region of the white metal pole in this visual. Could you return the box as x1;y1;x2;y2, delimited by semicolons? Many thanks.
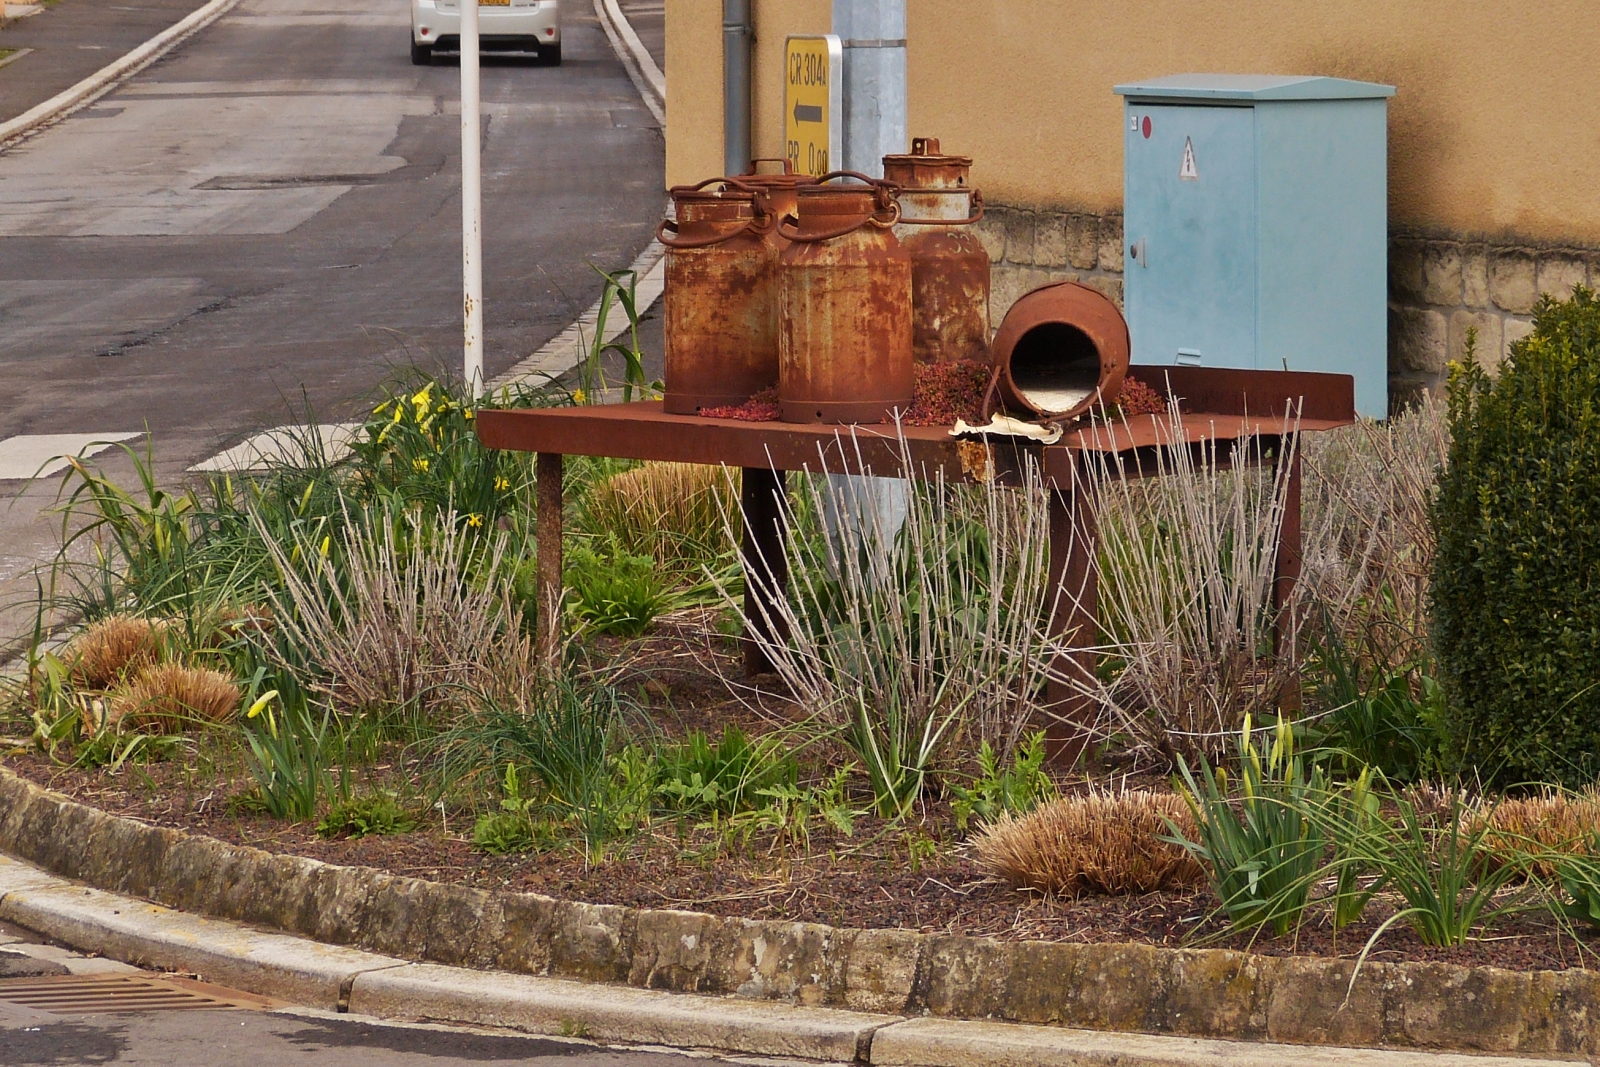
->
460;0;484;399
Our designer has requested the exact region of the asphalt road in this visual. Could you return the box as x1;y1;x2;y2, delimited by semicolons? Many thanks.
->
0;917;749;1067
0;0;666;647
0;0;664;444
3;1006;751;1067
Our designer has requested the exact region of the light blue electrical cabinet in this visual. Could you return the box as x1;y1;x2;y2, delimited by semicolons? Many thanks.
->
1114;75;1395;417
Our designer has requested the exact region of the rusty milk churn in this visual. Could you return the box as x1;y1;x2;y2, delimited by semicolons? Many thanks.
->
988;281;1130;421
658;177;781;415
777;172;913;424
737;158;815;225
881;137;990;365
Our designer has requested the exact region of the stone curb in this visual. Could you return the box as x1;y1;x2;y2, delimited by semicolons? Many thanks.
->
0;0;245;148
0;768;1595;1059
0;853;1575;1067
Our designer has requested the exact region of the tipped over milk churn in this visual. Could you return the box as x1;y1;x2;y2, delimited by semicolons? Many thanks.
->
777;172;913;424
881;137;990;365
658;178;781;415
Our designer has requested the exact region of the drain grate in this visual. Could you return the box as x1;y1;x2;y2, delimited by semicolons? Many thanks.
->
0;974;275;1014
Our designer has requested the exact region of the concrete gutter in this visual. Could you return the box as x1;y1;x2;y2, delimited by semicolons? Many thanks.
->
0;854;1570;1067
594;0;664;126
0;0;245;148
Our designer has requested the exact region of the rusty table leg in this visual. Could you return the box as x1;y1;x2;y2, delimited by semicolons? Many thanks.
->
1044;458;1099;768
535;452;564;669
740;466;788;678
1273;439;1303;658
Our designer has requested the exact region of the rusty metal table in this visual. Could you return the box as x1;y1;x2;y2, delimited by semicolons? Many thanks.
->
477;365;1356;760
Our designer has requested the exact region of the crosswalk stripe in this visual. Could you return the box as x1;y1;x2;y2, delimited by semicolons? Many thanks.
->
0;433;143;480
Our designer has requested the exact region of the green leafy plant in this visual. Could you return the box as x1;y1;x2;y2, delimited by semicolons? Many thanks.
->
575;266;659;405
657;724;798;817
565;537;672;637
1307;618;1447;783
239;684;333;821
1556;848;1600;931
438;676;647;852
949;730;1055;831
720;765;861;852
316;790;417;839
1170;716;1327;936
1432;289;1600;785
472;764;546;854
1336;791;1527;947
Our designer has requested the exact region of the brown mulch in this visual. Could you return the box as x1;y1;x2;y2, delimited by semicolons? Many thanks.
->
5;613;1598;974
7;750;1596;972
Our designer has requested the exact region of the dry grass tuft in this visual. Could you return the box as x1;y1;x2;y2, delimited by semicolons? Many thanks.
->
973;790;1204;896
108;663;240;732
1479;790;1600;876
583;462;737;573
66;615;166;690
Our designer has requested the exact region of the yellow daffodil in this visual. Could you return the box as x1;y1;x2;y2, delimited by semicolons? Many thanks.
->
463;409;474;421
411;383;434;419
466;514;484;528
572;388;587;405
246;690;280;719
493;476;510;491
412;457;429;473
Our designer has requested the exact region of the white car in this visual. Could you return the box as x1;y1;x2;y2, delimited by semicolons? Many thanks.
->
411;0;560;65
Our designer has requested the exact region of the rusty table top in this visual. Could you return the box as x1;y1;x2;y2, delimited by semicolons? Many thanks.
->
475;366;1357;487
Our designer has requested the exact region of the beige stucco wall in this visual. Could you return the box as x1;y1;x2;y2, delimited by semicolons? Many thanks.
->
666;0;1600;245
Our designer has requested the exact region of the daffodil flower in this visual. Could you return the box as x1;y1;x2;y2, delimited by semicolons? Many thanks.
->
494;476;510;492
572;388;587;405
466;514;484;528
412;457;429;473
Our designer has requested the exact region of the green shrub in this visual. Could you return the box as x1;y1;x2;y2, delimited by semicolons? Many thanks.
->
1432;288;1600;785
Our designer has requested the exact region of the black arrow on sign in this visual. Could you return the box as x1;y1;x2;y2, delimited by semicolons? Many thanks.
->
793;101;823;124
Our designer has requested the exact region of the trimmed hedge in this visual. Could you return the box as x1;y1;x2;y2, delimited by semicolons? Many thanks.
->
1432;287;1600;786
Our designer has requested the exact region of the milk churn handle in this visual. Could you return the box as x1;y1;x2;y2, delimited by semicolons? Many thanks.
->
774;172;902;242
896;187;986;226
743;158;796;175
657;177;778;248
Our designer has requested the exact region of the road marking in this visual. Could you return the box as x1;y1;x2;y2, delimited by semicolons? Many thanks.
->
0;433;142;480
189;423;361;473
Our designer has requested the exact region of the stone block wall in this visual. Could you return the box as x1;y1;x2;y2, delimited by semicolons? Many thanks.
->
975;204;1600;412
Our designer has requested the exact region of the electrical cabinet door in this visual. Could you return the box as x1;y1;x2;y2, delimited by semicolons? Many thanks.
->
1124;104;1257;370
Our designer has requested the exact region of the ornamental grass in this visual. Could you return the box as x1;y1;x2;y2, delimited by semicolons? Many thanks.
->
973;790;1204;896
109;663;241;732
66;615;167;690
582;461;737;573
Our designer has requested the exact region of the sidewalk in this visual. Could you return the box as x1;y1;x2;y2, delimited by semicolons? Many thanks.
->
0;0;212;124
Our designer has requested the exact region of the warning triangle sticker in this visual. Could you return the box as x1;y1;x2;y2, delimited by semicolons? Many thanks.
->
1179;137;1198;180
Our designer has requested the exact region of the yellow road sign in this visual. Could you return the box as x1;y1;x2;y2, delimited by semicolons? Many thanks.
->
784;34;841;178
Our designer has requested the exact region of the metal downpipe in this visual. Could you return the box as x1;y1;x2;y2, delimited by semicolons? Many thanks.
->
722;0;752;177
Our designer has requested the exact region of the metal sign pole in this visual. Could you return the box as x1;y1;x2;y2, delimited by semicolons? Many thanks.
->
460;0;484;399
